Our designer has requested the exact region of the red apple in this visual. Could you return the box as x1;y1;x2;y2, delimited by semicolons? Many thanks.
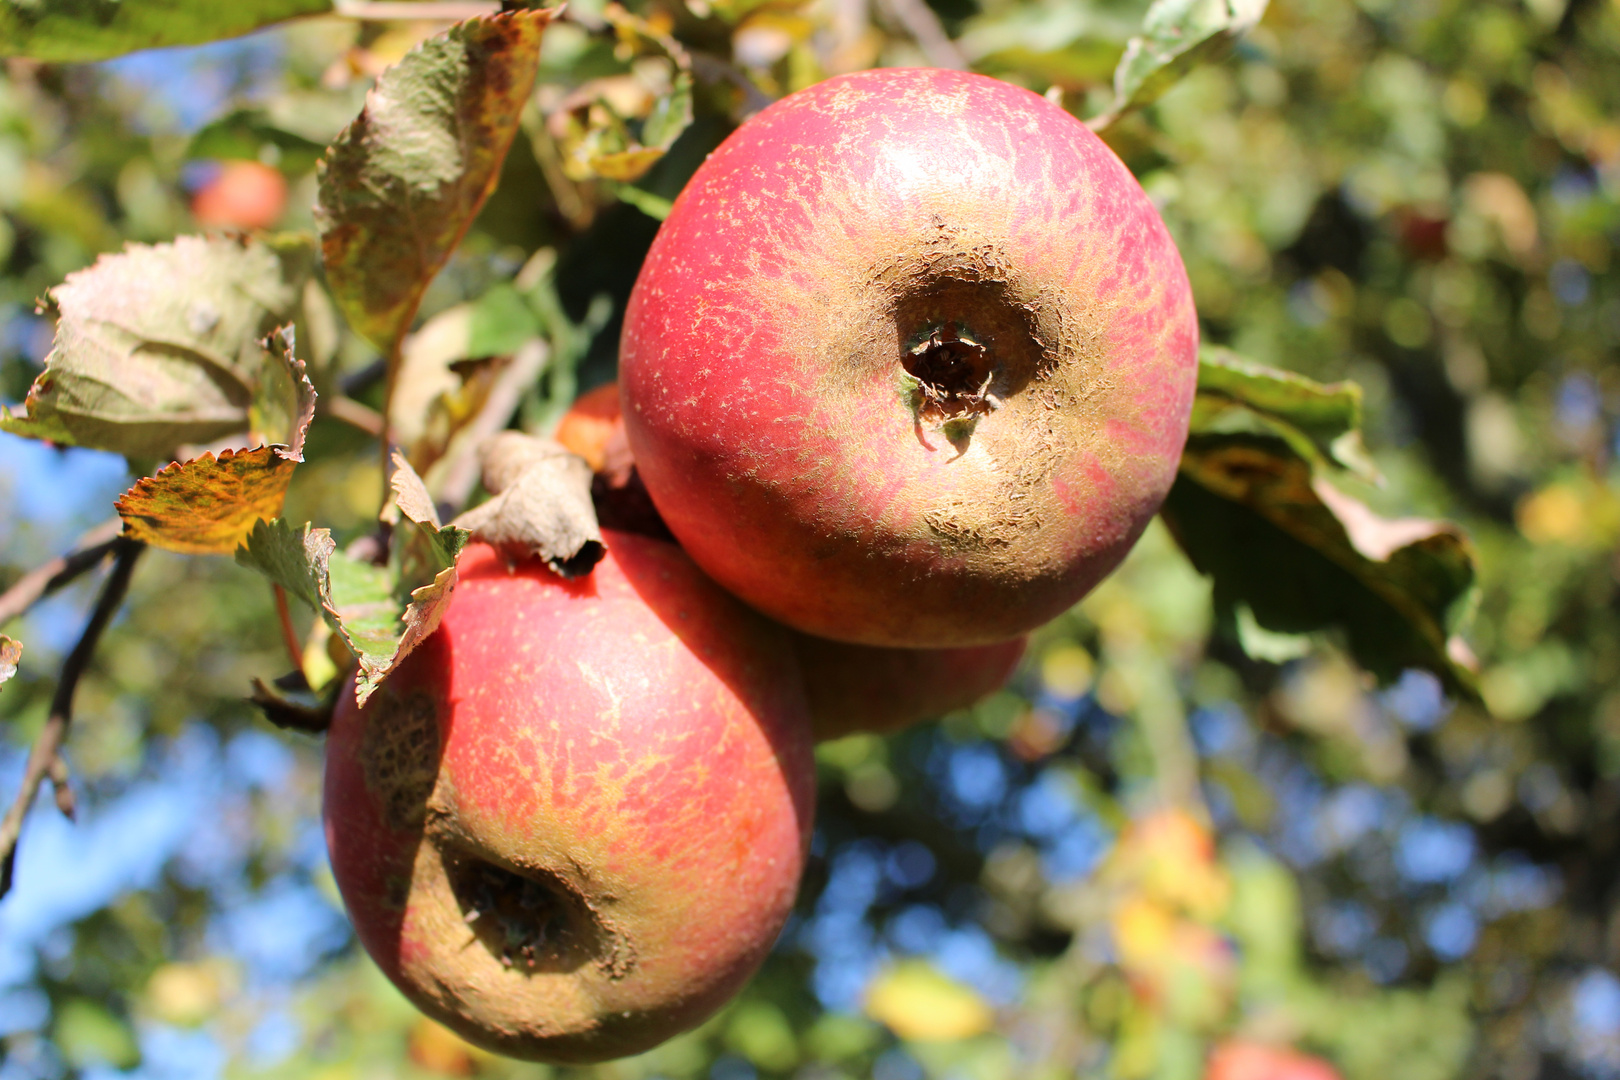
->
620;67;1198;648
191;160;288;231
554;382;626;474
552;381;1026;739
1206;1041;1342;1080
323;534;816;1063
799;633;1026;741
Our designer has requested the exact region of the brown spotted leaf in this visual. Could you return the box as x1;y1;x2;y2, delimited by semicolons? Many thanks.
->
0;236;316;460
0;637;20;689
451;432;603;578
315;8;553;357
116;447;299;556
1162;434;1478;696
115;329;315;556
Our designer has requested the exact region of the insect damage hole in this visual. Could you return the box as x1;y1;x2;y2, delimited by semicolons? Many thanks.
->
446;854;605;975
903;323;1002;423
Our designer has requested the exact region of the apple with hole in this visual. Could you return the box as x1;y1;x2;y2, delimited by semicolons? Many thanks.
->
322;534;816;1063
620;67;1199;648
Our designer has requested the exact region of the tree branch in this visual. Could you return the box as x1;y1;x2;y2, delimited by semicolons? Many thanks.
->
0;518;124;629
0;538;143;898
324;394;387;438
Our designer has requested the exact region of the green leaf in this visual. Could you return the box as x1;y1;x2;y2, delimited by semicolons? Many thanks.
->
0;636;20;689
236;520;394;703
387;448;470;596
236;457;467;703
1090;0;1268;131
54;998;138;1070
187;108;329;174
235;518;331;615
1162;435;1478;696
641;69;694;152
0;235;315;460
1193;347;1377;479
0;0;332;62
315;8;554;357
466;283;544;358
607;182;674;221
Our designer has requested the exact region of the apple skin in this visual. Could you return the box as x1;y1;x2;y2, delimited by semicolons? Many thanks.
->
191;160;288;231
323;533;816;1063
799;633;1026;741
552;381;1027;740
1206;1042;1342;1080
620;67;1198;648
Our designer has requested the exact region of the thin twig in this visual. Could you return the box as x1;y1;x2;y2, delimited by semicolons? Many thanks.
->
0;539;143;898
875;0;967;70
333;0;499;19
325;394;387;438
0;518;124;629
272;585;305;676
689;52;776;118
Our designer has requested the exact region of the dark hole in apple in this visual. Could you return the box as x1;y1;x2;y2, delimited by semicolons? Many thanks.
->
902;324;999;422
891;277;1047;427
446;854;602;975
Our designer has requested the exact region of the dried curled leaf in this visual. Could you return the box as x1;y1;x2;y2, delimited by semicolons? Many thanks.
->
251;325;318;453
452;432;604;578
0;236;315;460
0;0;332;63
1163;435;1477;696
0;637;21;689
315;8;553;355
1090;0;1268;131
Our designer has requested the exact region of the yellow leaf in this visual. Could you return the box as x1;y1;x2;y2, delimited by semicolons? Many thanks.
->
864;961;993;1042
116;446;297;555
1108;808;1231;919
1113;896;1177;970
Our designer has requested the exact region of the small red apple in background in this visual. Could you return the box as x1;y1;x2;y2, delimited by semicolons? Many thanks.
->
323;534;816;1063
191;160;288;231
554;383;625;474
1206;1041;1342;1080
801;634;1026;741
621;67;1199;649
555;383;1027;740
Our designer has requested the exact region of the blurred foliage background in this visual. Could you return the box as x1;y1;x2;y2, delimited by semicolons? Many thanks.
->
2;0;1619;1076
